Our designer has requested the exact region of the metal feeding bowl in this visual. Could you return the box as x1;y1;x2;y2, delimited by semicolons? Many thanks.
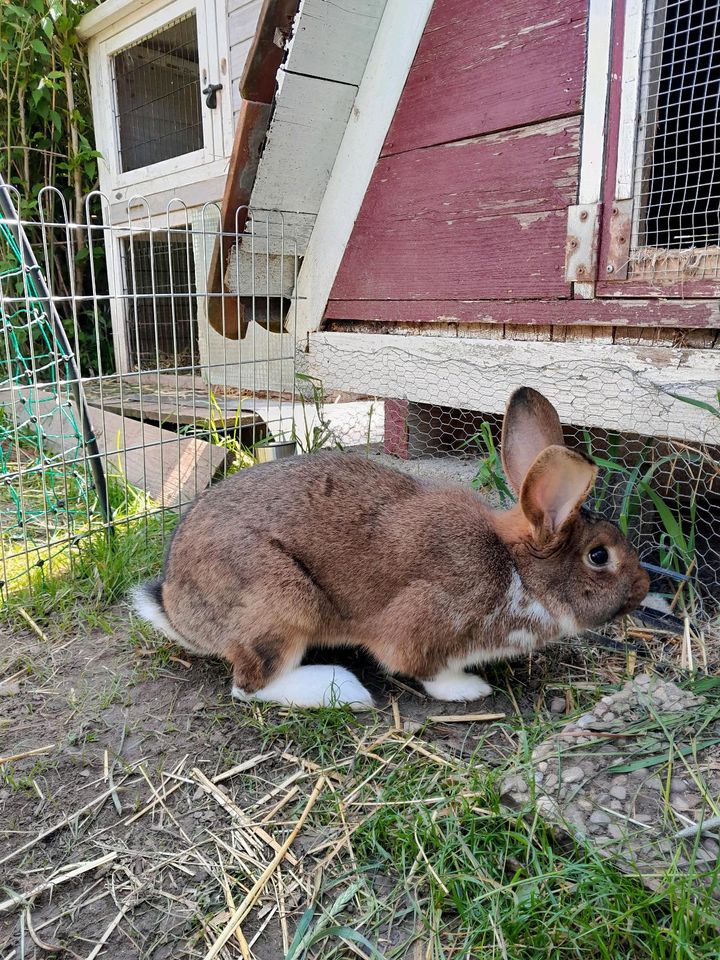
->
255;440;297;463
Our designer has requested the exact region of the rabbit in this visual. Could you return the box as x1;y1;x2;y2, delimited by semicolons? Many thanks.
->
132;387;649;709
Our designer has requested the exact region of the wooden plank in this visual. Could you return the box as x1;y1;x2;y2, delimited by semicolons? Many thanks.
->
331;209;570;301
596;278;720;300
88;407;229;507
240;0;299;103
250;73;358;214
84;377;258;428
206;99;273;340
382;0;587;157
292;0;434;338
323;298;720;328
329;118;578;302
308;331;720;444
8;389;228;508
284;0;386;86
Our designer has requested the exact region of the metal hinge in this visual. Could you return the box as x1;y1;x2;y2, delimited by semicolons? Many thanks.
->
603;198;633;281
564;203;601;283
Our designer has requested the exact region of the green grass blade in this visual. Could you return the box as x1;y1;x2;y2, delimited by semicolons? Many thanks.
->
607;738;720;774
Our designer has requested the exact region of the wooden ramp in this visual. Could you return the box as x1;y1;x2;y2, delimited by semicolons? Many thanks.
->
87;406;229;508
8;386;229;509
84;375;260;430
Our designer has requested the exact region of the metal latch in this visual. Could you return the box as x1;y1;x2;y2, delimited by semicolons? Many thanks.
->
202;83;223;109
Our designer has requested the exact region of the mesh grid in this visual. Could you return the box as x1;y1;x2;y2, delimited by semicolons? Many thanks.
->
121;230;198;370
0;186;718;625
0;187;298;608
631;0;720;277
112;14;203;172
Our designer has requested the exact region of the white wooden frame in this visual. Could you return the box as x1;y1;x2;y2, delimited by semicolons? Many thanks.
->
574;0;614;297
307;332;720;444
291;0;435;340
84;0;232;205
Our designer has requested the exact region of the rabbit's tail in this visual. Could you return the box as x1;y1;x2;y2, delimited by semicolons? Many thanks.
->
131;578;200;652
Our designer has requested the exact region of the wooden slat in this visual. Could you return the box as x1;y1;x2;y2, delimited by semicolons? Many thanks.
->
284;0;386;86
87;408;229;507
323;297;720;328
250;73;358;214
206;99;272;340
382;0;587;157
308;331;720;444
329;118;579;302
9;389;228;508
240;0;299;103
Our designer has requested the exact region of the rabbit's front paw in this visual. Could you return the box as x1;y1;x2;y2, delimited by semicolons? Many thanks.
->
422;670;492;702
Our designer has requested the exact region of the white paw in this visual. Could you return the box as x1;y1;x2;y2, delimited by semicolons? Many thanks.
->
422;671;492;702
235;665;374;710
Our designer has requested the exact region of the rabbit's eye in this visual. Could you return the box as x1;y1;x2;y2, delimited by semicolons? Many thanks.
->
588;546;609;567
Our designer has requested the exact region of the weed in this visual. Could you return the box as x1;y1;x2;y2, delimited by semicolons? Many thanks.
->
467;422;514;504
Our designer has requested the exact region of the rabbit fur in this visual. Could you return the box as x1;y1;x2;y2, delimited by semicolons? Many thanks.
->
132;388;649;708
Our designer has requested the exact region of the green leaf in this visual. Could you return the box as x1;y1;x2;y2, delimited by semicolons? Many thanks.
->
607;738;720;774
668;392;720;420
31;39;49;57
302;925;388;959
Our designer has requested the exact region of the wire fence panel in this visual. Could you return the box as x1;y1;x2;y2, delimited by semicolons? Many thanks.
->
1;183;718;626
0;185;300;608
630;0;720;280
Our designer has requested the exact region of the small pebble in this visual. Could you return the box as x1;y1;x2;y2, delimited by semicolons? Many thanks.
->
550;697;566;714
562;766;585;784
576;714;596;729
589;810;610;825
609;785;627;801
608;823;623;840
671;796;691;812
403;720;423;734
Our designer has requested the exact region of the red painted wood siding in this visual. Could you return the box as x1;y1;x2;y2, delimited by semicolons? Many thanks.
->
332;119;579;301
327;0;587;313
383;0;587;156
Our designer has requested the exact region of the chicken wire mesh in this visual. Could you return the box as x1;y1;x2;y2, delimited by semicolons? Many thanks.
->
1;181;718;624
0;183;300;608
305;335;720;623
630;0;720;279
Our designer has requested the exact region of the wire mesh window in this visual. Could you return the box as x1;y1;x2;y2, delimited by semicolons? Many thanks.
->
121;230;198;371
633;0;720;252
112;14;203;172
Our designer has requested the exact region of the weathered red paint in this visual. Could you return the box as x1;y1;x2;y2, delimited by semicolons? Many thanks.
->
383;0;587;157
331;121;579;301
384;399;410;459
324;298;720;328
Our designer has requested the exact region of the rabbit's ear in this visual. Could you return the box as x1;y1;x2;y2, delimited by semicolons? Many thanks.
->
501;388;565;494
520;446;597;543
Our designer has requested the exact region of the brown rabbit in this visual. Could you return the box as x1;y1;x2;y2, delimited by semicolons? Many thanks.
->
132;388;649;708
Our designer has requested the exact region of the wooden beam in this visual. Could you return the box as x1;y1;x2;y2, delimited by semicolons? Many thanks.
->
307;331;720;443
291;0;435;340
323;297;720;328
240;0;299;103
206;98;272;340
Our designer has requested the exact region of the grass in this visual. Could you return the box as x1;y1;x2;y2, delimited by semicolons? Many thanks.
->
3;578;720;955
229;703;720;960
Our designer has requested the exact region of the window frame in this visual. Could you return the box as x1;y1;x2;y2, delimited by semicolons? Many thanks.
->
588;0;720;297
90;0;230;194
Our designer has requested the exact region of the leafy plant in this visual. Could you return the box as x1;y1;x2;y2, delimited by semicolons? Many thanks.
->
293;372;342;454
1;0;111;375
467;422;514;505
